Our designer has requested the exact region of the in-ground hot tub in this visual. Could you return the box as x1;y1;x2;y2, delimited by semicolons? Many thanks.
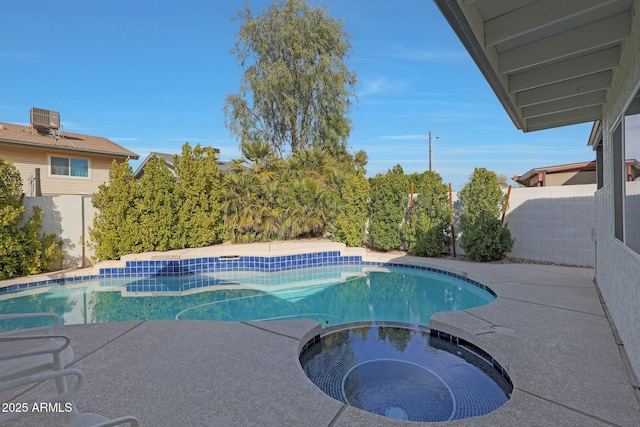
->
300;322;512;422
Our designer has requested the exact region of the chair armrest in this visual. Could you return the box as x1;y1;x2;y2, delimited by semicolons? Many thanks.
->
0;334;71;361
0;368;83;400
0;312;61;335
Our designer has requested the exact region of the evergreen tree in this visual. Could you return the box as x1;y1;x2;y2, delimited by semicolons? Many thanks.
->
334;170;370;247
410;171;451;257
90;160;141;260
459;167;513;261
369;165;408;251
137;155;177;252
173;143;226;248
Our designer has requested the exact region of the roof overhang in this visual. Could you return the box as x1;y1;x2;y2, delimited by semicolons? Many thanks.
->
0;138;139;160
434;0;636;132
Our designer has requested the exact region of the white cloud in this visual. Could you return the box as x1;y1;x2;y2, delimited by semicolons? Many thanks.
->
384;43;467;62
357;76;409;97
378;134;429;141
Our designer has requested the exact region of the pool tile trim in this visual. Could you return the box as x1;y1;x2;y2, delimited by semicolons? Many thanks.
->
0;251;495;298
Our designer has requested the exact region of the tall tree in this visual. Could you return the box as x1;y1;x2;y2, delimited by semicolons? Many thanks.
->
334;170;370;247
173;143;226;248
137;155;177;252
90;160;142;260
225;0;357;157
410;171;451;257
369;165;408;251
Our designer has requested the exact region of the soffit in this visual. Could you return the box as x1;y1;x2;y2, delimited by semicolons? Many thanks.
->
435;0;636;132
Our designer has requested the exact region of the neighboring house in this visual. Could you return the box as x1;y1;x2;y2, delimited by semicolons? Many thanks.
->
0;108;139;196
515;160;640;187
513;161;597;187
435;1;640;382
133;149;234;179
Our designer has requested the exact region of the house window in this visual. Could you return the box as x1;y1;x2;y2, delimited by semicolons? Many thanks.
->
596;144;603;189
623;88;640;253
615;86;640;253
50;156;89;177
613;122;624;242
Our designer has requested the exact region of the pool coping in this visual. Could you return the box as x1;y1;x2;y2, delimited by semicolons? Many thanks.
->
0;244;497;297
1;241;639;426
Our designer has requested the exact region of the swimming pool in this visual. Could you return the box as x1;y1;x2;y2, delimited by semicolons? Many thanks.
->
0;260;495;327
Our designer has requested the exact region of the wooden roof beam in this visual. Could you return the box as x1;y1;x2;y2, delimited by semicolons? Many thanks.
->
485;0;621;47
516;71;611;107
499;12;630;74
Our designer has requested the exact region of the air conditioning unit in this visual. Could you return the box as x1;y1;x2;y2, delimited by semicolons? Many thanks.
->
30;107;60;130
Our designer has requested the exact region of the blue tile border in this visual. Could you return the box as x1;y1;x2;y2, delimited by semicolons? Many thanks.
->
0;251;495;299
430;327;513;392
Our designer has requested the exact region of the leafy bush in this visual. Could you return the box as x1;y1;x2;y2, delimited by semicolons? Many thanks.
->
0;158;63;279
410;171;451;257
90;143;225;261
90;160;142;260
334;171;370;247
460;215;513;261
368;165;408;251
459;167;513;261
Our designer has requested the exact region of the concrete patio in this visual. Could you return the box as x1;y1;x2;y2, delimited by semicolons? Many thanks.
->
2;244;640;426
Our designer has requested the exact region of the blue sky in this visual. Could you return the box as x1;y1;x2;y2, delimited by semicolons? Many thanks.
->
1;0;595;190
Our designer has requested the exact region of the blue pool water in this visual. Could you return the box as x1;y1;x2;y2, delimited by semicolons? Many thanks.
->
0;264;495;327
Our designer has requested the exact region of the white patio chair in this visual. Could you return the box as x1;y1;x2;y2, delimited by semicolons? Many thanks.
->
0;368;138;426
0;312;74;393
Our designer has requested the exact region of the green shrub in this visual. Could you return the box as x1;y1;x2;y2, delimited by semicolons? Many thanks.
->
334;171;370;247
410;171;451;257
460;215;513;261
0;158;63;279
459;167;513;261
368;165;408;251
90;143;225;261
90;160;142;260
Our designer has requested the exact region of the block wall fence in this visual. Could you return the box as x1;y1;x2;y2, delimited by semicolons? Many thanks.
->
448;184;596;267
23;184;597;270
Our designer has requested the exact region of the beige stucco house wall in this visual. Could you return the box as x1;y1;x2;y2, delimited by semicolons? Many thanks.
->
0;120;138;196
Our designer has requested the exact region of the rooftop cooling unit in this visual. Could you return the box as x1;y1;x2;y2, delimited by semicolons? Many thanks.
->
30;107;60;130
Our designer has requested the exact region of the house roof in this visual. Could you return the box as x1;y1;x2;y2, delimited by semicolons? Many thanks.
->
133;152;176;179
513;160;597;184
0;122;139;159
133;151;233;179
434;0;635;132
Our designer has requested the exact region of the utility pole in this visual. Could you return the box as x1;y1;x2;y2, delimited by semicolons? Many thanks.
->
428;131;439;171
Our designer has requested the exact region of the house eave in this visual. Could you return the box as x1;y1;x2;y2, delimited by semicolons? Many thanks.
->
434;0;634;133
0;138;139;160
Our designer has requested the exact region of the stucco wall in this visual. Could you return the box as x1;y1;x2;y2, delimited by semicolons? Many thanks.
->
597;7;640;383
1;144;118;196
23;195;97;268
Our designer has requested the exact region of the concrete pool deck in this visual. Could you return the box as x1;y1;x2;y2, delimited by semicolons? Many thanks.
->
2;242;640;426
